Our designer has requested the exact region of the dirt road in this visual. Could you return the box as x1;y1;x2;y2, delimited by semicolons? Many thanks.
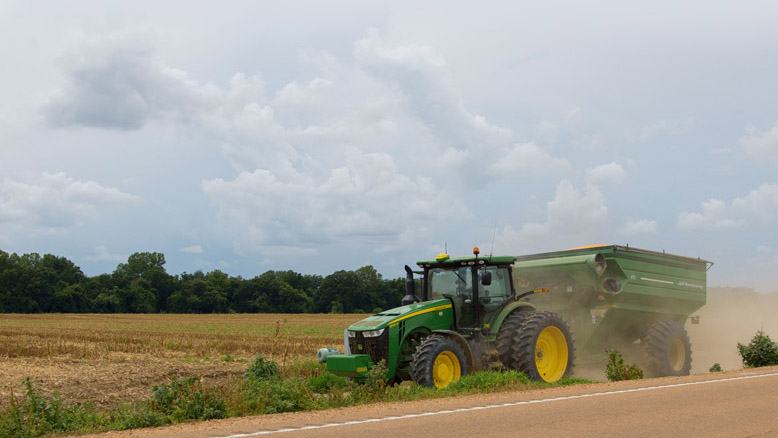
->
81;366;778;438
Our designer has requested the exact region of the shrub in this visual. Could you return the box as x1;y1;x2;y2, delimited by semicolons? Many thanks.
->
347;360;388;402
737;330;778;368
244;354;280;381
0;378;103;438
241;377;316;414
112;407;168;430
709;363;722;372
151;378;226;421
605;349;643;381
306;371;348;393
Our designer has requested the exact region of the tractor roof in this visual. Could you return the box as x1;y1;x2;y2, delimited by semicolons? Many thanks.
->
416;254;516;268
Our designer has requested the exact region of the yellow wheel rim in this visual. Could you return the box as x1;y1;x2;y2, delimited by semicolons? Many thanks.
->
669;338;686;372
535;326;568;382
433;351;461;389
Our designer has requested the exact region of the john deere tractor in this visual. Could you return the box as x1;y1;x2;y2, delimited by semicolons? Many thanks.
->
319;245;709;388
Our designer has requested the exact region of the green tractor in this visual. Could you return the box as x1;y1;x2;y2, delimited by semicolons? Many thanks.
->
319;245;710;388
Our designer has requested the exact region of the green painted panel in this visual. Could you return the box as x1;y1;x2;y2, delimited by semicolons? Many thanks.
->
326;354;374;379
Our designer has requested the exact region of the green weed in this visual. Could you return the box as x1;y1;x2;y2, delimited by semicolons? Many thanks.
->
151;378;226;421
605;349;643;381
445;370;530;392
738;330;778;368
0;378;104;438
244;354;280;381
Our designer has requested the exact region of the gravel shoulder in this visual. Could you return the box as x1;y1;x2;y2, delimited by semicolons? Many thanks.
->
77;365;778;438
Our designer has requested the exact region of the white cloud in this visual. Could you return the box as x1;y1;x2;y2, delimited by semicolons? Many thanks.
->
619;219;658;235
585;162;626;185
179;245;203;254
491;143;572;177
739;120;778;163
0;172;140;231
202;151;470;255
678;183;778;230
84;245;124;262
352;29;512;153
499;180;608;252
43;31;265;130
36;28;533;258
635;119;695;142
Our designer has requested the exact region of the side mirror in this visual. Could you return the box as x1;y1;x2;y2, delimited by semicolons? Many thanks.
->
481;270;492;286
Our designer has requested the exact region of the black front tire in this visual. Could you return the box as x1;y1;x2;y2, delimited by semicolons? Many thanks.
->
411;334;468;389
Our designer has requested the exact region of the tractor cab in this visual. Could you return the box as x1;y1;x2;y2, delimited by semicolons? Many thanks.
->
412;248;517;337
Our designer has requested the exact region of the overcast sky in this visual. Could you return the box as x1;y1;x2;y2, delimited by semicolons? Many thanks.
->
1;1;777;291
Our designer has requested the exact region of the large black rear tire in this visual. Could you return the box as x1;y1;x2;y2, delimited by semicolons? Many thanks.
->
644;320;692;377
496;310;530;369
411;334;468;389
511;311;575;382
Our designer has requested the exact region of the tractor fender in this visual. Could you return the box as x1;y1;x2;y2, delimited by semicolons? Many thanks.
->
431;329;474;372
490;302;537;337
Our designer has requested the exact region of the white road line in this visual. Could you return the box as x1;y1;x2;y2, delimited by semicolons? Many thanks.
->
212;372;778;438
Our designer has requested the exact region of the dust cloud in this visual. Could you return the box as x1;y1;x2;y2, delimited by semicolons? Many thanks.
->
687;286;778;374
570;286;778;381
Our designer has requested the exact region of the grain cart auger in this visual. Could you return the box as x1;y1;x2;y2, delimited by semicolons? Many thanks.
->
318;245;710;388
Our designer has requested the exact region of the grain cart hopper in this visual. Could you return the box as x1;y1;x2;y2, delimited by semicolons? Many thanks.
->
319;245;710;388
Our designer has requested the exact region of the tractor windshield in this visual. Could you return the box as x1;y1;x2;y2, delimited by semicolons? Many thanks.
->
428;266;512;303
429;267;472;299
428;265;513;329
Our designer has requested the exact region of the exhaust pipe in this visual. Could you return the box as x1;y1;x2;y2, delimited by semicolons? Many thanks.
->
401;265;420;306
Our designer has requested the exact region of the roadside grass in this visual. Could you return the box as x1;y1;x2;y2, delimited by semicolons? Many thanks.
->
1;356;594;438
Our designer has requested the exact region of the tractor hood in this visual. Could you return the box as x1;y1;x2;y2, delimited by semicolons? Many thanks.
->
348;299;453;331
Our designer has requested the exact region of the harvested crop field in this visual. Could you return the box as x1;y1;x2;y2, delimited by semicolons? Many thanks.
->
1;287;777;409
0;313;365;407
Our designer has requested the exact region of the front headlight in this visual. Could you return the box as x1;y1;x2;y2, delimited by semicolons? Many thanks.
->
361;328;385;338
347;330;357;338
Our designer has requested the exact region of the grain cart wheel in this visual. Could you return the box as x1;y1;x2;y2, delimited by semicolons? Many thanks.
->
512;312;574;382
644;320;692;377
496;310;530;369
411;334;468;389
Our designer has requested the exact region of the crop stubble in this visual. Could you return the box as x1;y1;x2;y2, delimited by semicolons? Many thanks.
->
0;313;364;407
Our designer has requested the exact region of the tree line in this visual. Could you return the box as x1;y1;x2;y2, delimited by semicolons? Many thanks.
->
0;250;406;314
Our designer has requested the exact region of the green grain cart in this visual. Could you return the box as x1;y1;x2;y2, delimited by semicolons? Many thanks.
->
319;245;710;388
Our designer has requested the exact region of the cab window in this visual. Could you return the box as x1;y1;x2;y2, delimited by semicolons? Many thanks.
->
429;267;471;299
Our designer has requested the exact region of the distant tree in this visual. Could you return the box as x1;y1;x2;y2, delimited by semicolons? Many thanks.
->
92;290;123;313
230;276;267;313
377;277;405;311
0;252;43;312
318;270;363;313
52;283;89;313
277;282;313;313
81;274;113;311
0;247;409;315
205;270;238;310
168;277;229;313
112;252;175;312
119;280;157;313
36;254;86;312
